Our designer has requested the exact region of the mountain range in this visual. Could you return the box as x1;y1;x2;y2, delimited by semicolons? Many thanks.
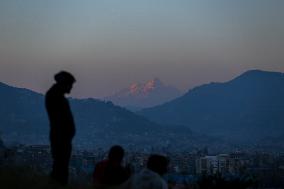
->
1;69;284;151
104;78;182;110
0;82;200;151
138;70;284;142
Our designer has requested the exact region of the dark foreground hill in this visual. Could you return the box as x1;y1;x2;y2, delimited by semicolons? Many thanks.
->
0;82;218;151
139;70;284;142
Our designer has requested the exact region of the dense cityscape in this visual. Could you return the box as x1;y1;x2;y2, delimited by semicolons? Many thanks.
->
1;144;283;188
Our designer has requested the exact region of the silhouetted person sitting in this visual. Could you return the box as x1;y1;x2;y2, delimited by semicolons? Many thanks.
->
93;145;131;188
122;154;169;189
45;71;76;186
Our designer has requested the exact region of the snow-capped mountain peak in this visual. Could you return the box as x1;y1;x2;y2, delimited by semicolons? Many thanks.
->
129;83;141;94
105;78;182;109
143;78;163;93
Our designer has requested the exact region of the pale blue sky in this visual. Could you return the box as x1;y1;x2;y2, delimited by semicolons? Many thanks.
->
0;0;283;97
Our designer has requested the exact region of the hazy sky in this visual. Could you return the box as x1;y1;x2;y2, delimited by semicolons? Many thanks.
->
0;0;283;98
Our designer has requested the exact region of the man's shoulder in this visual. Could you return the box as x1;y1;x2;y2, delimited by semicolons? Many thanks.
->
131;169;168;189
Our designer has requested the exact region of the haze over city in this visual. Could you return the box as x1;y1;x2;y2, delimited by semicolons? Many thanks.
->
0;0;283;98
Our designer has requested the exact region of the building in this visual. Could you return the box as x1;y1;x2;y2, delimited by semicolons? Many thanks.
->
196;156;218;175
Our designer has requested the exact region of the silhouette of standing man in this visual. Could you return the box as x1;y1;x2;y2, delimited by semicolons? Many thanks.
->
45;71;76;186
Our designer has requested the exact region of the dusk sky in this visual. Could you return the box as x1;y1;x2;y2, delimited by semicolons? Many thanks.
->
0;0;283;98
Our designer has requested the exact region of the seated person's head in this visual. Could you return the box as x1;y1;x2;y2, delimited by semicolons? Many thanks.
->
108;145;125;164
147;154;169;176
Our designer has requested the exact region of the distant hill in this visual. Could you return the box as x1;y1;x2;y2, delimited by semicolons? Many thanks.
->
138;70;284;142
104;78;182;110
0;82;46;137
256;135;284;152
0;82;205;151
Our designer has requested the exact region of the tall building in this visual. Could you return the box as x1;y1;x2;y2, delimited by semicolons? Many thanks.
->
196;156;218;175
217;154;230;174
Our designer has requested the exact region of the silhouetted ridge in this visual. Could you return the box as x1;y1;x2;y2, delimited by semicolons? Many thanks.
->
0;81;42;97
139;70;284;142
0;81;197;149
230;69;284;83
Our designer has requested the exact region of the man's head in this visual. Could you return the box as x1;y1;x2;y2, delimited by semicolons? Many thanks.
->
54;71;76;94
108;145;125;164
147;154;169;176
